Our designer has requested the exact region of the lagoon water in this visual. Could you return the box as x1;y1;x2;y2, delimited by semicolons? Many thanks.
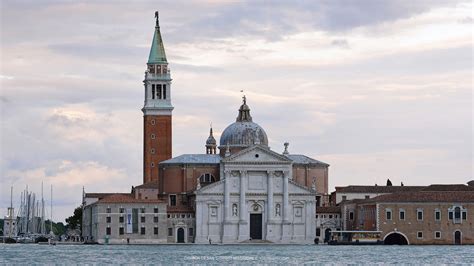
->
1;244;473;264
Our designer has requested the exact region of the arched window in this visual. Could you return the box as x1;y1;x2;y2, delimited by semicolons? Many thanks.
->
199;173;215;183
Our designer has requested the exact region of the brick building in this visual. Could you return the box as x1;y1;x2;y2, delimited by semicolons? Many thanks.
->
340;184;474;245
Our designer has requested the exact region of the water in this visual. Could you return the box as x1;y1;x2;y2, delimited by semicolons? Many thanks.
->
1;244;473;264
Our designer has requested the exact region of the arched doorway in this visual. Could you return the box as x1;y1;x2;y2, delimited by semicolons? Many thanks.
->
454;231;462;245
324;228;332;243
177;228;185;243
384;232;409;245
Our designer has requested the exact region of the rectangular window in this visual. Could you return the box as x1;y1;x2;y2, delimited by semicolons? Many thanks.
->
154;208;158;213
189;228;194;237
157;84;162;99
399;210;405;220
342;196;347;201
417;231;423;239
168;228;173;236
316;228;321;236
163;85;167;99
462;211;467;220
349;212;354;220
141;216;146;223
154;216;159;223
106;227;111;235
365;195;370;199
119;208;124;214
106;216;111;223
386;210;392;220
140;227;146;235
154;227;159;235
119;227;124;235
152;85;155;99
449;211;453;220
329;215;333;219
106;207;111;213
435;231;441;239
170;195;177;206
417;210;423;221
435;210;441;221
119;216;124;223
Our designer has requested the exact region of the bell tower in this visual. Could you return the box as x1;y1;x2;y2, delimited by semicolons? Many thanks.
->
142;11;173;184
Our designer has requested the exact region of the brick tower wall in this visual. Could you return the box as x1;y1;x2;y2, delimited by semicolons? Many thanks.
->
143;115;172;183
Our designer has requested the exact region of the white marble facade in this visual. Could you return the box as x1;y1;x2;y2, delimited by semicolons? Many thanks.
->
195;145;316;244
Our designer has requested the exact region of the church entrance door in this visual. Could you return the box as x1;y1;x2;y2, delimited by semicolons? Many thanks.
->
177;228;185;243
454;231;461;245
250;214;262;240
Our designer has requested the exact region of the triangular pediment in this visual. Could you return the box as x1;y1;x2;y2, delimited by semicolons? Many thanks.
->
222;145;292;164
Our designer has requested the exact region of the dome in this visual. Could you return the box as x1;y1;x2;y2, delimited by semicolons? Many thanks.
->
219;96;268;148
219;121;268;147
206;135;216;145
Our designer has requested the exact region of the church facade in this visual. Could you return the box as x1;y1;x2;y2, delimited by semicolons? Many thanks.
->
83;12;329;244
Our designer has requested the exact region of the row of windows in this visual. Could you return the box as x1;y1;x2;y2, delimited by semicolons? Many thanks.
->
106;216;160;223
106;227;159;235
167;213;194;219
167;228;194;237
416;231;443;239
316;214;339;219
385;207;467;222
151;84;167;100
106;207;160;214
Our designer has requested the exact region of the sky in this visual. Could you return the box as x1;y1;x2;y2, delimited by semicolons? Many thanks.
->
1;0;472;223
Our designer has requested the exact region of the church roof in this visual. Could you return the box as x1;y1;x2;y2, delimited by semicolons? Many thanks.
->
287;154;329;166
148;12;167;64
97;194;164;204
160;154;221;164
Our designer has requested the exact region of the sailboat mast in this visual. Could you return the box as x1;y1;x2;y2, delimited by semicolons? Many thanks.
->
9;186;13;238
50;184;53;234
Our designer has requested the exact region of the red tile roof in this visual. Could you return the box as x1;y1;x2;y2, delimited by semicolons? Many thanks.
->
85;193;130;199
134;181;159;189
421;184;474;192
167;205;194;213
367;191;474;203
335;186;425;193
97;194;164;204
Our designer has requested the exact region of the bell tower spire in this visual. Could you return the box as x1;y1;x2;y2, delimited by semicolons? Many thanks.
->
205;124;217;154
142;11;173;184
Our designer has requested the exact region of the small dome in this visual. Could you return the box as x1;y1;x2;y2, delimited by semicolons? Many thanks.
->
206;135;216;145
219;96;268;148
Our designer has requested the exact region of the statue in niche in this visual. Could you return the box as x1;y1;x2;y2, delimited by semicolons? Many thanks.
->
275;204;281;217
232;204;238;216
311;177;316;191
196;178;201;190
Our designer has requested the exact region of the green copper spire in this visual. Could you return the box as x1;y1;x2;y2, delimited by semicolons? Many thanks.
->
148;11;167;65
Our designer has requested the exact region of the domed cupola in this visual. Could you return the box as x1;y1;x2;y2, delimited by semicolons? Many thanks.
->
205;126;217;154
219;96;268;156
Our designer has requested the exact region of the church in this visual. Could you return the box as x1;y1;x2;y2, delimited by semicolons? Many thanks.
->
82;12;330;244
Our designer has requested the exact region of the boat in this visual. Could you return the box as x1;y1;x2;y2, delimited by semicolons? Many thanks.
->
328;230;383;245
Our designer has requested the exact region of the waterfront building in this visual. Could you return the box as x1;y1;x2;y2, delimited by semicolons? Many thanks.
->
3;206;17;238
315;206;341;243
82;192;167;244
331;185;424;205
340;183;474;244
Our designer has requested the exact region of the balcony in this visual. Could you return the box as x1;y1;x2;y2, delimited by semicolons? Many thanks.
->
145;71;171;80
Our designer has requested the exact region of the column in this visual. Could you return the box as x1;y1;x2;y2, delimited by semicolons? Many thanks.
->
239;170;246;222
283;171;289;222
224;170;230;222
267;171;274;222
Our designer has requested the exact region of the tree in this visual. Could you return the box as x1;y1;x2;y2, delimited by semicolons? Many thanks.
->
386;179;393;186
65;206;83;230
